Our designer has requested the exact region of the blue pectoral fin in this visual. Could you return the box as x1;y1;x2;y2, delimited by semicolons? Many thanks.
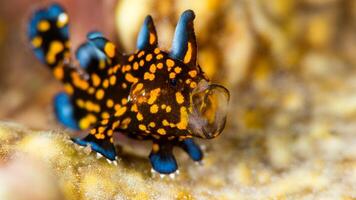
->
72;134;117;161
53;92;79;130
149;143;177;174
76;42;107;71
178;139;203;161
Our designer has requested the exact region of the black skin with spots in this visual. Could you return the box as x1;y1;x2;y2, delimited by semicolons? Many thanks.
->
28;4;228;174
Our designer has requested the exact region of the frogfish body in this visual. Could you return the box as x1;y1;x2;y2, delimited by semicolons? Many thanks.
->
28;3;230;174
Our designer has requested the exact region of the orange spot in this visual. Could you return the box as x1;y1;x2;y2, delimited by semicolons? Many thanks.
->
166;59;175;68
175;92;184;104
128;55;134;62
125;73;138;83
184;42;193;63
149;33;156;44
138;51;145;58
96;89;105;100
37;20;50;32
91;73;101;87
149;64;156;73
188;70;197;78
174;67;182;74
53;66;64;80
146;54;153;61
104;42;116;58
156;54;163;60
31;37;42;48
157;128;166;135
157;63;163;69
109;75;116;85
150;104;159;113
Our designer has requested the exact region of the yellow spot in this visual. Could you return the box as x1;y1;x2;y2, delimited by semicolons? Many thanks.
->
53;66;64;80
37;20;50;32
149;122;156;127
101;119;109;125
185;79;191;84
139;60;145;67
147;88;160;104
154;48;160;54
112;121;120;129
166;106;172;113
128;55;134;62
88;87;95;94
104;42;116;58
150;104;159;113
122;83;127;89
149;33;156;44
174;67;182;74
109;75;116;85
136;113;143;121
144;72;155;81
149;64;156;73
188;70;197;78
162;119;170;126
122;65;131;73
157;63;163;69
132;83;143;95
139;124;147;131
106;99;114;108
96;89;105;100
79;114;97;129
157;128;166;135
46;41;64;64
190;82;197;88
71;72;89;90
121;98;128;105
146;54;153;61
64;84;74;95
107;129;114;136
101;112;110;119
177;107;188;130
99;59;106;69
169;72;176;79
156;54;163;60
31;37;42;48
175;92;185;104
121;117;131;129
90;129;96;135
76;99;85;108
138;51;145;58
184;42;193;63
166;59;175;68
161;104;166;109
133;62;139;70
131;104;138;112
125;73;138;83
102;79;109;88
114;105;127;116
152;143;160;152
91;73;101;87
57;13;68;28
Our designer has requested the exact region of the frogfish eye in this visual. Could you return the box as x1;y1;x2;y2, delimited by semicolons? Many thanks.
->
169;78;177;86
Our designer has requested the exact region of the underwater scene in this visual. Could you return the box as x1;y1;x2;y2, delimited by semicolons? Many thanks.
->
0;0;356;199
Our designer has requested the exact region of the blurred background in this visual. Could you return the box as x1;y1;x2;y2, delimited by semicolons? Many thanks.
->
0;0;356;199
